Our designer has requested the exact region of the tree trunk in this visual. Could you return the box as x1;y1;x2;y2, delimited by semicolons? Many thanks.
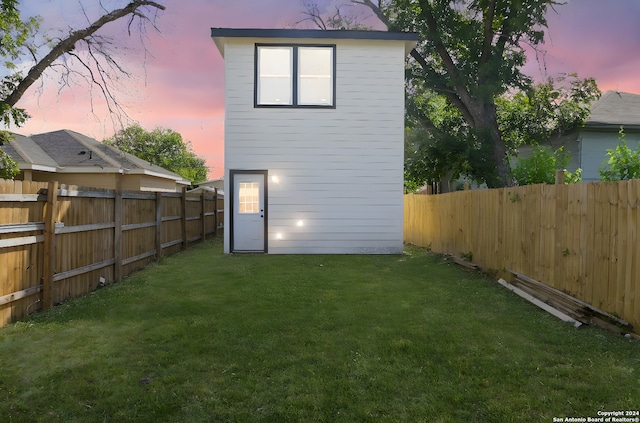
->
489;125;513;188
469;100;514;188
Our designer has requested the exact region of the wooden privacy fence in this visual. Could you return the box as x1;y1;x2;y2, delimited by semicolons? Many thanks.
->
0;180;224;327
404;180;640;332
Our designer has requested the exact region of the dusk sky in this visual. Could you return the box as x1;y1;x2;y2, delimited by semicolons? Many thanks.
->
11;0;640;179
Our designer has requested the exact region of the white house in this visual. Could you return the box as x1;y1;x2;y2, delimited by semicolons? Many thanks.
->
210;28;418;254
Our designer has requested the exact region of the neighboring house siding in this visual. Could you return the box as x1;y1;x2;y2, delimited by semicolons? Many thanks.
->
135;175;182;192
223;38;406;254
579;129;640;182
20;171;119;190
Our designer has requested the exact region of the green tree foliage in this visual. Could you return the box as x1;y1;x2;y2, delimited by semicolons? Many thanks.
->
362;0;556;187
0;145;19;179
0;0;39;178
497;74;601;151
599;128;640;181
512;146;581;185
404;75;598;190
0;0;38;128
104;125;208;184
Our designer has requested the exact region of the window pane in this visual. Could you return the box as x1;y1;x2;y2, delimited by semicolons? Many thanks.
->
298;47;333;106
260;77;292;105
239;182;260;214
258;47;292;105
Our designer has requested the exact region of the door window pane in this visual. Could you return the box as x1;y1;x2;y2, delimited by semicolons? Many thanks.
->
239;182;260;213
257;47;293;105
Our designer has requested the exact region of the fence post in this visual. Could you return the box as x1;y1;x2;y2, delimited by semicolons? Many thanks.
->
114;179;122;283
213;188;218;237
181;186;187;249
42;181;58;310
555;169;566;185
156;192;162;260
201;191;206;242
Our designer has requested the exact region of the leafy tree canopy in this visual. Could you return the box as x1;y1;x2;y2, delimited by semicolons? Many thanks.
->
361;0;558;187
404;74;600;190
104;124;208;184
0;0;38;177
497;74;600;151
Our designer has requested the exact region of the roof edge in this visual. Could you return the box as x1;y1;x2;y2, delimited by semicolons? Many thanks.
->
584;123;640;131
124;167;191;185
210;28;419;41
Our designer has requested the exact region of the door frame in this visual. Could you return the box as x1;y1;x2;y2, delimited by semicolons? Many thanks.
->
229;169;268;253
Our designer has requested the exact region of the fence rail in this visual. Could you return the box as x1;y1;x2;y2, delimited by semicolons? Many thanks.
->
404;180;640;332
0;180;224;326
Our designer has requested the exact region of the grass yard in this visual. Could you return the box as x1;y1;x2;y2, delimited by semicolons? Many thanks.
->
1;237;639;422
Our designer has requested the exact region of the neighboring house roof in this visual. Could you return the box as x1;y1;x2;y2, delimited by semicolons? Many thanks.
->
197;178;224;190
1;129;190;185
586;91;640;129
188;186;224;198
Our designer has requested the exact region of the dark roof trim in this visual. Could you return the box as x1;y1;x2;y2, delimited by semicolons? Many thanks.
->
210;28;419;41
584;123;640;131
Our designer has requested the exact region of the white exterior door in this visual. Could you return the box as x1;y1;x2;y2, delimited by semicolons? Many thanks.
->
232;172;266;252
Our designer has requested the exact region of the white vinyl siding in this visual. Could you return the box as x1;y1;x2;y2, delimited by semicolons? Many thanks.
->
222;38;406;254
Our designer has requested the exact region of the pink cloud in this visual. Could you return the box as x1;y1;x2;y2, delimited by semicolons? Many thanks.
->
526;0;640;93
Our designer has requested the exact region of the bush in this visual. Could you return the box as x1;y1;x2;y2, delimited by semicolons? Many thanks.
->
599;129;640;181
513;146;580;185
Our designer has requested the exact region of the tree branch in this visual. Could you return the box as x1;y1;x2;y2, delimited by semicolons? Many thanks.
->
479;0;496;66
419;3;479;125
2;0;165;109
353;0;388;27
355;0;476;124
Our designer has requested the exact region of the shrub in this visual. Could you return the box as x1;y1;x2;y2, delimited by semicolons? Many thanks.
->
599;128;640;181
513;146;580;185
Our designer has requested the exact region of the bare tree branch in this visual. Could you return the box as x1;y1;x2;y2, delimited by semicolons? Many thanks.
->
353;0;388;27
2;0;165;109
297;0;372;30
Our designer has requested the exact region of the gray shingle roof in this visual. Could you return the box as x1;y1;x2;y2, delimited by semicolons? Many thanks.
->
2;129;189;183
1;133;58;168
586;91;640;127
31;130;114;168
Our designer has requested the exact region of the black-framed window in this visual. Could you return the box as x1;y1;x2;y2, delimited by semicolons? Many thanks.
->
255;44;336;108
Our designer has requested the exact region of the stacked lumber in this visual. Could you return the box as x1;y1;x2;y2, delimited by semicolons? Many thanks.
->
508;270;636;337
445;254;480;271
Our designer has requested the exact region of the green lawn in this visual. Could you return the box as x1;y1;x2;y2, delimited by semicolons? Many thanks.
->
1;237;639;422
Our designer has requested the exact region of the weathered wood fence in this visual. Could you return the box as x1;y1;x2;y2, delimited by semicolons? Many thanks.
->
0;180;224;327
404;180;640;331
